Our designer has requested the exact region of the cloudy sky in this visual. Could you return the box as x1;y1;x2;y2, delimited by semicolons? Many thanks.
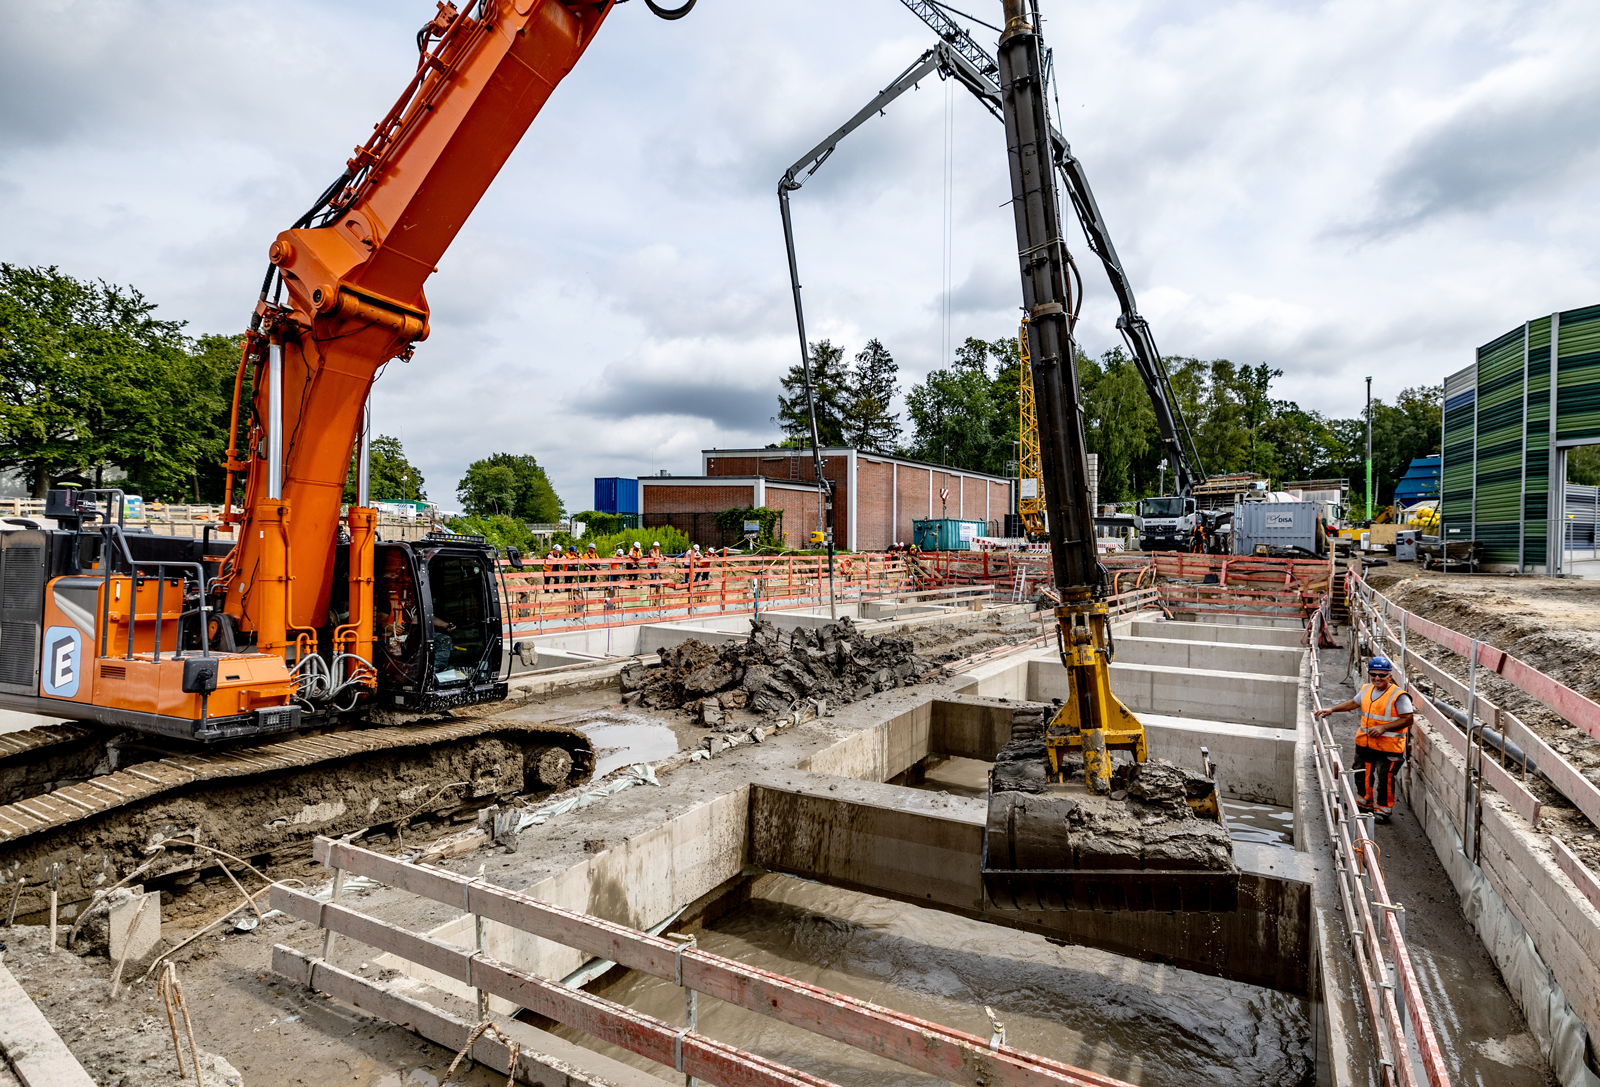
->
4;0;1598;511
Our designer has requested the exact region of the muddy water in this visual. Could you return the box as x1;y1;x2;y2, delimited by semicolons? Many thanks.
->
1222;801;1294;848
556;876;1312;1086
570;712;681;777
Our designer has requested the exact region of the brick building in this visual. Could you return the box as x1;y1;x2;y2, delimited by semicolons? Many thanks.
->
638;448;1014;552
639;475;824;550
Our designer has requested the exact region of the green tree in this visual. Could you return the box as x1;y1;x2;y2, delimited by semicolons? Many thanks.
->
1082;347;1156;501
845;339;901;452
456;452;561;522
344;434;427;503
1570;445;1600;486
187;333;253;504
0;264;224;498
904;338;1006;473
445;513;535;554
775;340;849;446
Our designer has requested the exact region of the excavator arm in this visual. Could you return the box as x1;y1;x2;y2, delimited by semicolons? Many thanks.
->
220;0;615;676
984;0;1232;912
897;0;1206;496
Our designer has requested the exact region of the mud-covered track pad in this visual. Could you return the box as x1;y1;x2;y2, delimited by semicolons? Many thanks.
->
0;719;592;916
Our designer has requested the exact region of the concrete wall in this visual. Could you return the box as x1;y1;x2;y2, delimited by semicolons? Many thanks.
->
1116;635;1304;677
1142;714;1298;806
748;771;1314;993
1107;662;1300;729
1405;714;1600;1080
796;701;931;784
1131;619;1304;647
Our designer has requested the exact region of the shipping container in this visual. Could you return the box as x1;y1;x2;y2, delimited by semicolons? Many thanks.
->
1230;501;1326;556
593;477;640;515
912;518;988;551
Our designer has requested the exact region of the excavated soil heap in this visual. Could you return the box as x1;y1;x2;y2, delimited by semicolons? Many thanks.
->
619;618;927;724
986;707;1235;872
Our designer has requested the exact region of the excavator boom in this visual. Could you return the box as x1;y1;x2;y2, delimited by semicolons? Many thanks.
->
983;0;1233;912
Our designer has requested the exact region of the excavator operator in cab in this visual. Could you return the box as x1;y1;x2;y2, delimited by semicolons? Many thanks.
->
1315;655;1413;821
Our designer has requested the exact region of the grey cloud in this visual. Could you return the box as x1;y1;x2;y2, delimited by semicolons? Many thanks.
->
569;368;777;430
1351;73;1600;238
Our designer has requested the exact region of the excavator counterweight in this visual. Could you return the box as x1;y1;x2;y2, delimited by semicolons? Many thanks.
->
982;0;1234;912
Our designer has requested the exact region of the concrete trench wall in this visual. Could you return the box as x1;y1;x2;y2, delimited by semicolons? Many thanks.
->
396;611;1338;1060
1404;715;1600;1086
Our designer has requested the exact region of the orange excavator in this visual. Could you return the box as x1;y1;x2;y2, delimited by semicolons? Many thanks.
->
0;0;693;918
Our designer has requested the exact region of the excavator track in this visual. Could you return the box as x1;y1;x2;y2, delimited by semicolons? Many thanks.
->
0;723;107;805
0;718;593;919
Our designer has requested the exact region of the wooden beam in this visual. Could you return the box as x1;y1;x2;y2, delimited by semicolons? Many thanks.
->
311;839;1130;1087
1550;837;1600;917
271;945;637;1087
271;892;838;1087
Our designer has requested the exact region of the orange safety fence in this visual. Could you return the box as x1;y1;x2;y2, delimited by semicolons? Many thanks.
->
912;548;1333;608
497;553;912;635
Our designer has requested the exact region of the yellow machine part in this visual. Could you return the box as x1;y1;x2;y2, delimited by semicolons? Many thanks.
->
1044;594;1220;820
1017;319;1047;539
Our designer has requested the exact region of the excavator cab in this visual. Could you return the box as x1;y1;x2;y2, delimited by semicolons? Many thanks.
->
372;534;507;713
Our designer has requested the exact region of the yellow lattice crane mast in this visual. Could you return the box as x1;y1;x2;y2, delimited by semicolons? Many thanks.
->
1017;318;1047;538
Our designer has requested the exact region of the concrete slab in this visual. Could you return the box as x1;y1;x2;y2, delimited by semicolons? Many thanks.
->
1081;661;1300;729
1131;619;1304;647
107;891;161;963
0;961;96;1086
1141;714;1298;806
748;770;1312;994
1116;634;1304;677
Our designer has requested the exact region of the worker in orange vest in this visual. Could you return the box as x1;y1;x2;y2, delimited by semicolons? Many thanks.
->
1314;655;1413;821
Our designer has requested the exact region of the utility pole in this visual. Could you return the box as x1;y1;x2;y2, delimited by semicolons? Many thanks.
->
1365;376;1373;521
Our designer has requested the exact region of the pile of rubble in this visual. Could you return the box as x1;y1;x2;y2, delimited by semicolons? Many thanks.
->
619;618;927;726
986;708;1235;872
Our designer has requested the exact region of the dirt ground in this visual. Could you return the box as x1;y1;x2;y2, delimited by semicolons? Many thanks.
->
910;610;1049;663
1362;568;1600;876
1313;638;1557;1087
2;607;1041;1086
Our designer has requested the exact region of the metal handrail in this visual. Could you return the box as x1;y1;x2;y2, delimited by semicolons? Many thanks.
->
1311;585;1451;1086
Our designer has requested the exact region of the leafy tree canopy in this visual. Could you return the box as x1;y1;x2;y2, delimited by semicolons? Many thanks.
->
344;434;427;504
456;452;562;522
0;264;235;500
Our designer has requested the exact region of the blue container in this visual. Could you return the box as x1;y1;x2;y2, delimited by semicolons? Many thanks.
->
911;518;988;551
593;477;640;515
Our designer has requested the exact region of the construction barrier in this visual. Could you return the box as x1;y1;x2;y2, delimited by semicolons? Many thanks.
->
499;553;912;635
276;837;1135;1087
914;549;1334;617
1308;606;1452;1087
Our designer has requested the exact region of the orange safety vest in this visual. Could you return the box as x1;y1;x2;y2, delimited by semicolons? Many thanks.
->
1357;681;1410;754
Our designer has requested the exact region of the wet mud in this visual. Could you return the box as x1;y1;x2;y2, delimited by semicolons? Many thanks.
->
570;712;682;777
555;875;1313;1086
620;618;926;725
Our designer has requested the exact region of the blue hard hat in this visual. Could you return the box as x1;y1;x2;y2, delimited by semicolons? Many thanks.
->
1368;655;1393;673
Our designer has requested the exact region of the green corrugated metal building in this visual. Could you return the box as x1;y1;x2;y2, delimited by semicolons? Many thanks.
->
1440;303;1600;572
